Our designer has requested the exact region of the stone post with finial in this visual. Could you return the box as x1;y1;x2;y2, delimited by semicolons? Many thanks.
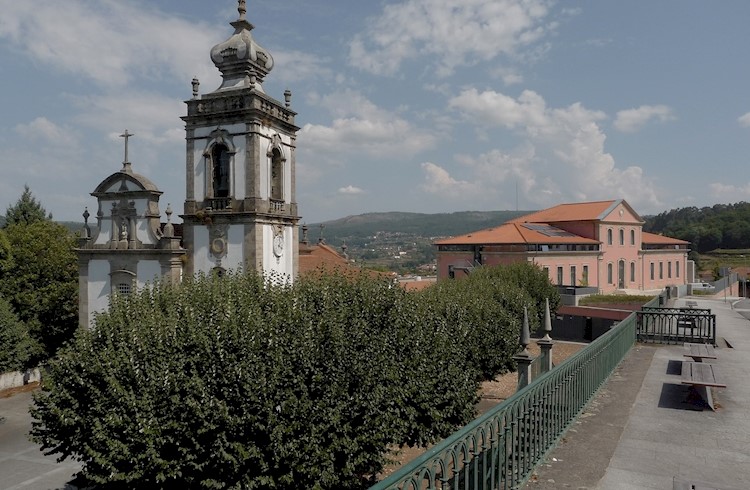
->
537;298;554;374
514;306;534;390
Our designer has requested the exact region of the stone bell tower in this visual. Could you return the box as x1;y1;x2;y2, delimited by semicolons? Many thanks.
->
182;0;300;279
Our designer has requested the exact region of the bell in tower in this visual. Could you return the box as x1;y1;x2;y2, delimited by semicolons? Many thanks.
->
181;0;300;280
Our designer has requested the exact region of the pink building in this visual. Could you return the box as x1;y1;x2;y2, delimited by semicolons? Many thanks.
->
435;200;689;293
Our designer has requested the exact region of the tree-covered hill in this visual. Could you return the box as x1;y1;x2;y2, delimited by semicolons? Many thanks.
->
307;210;531;244
643;202;750;253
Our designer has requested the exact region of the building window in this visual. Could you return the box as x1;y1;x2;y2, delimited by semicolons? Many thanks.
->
557;266;564;285
659;262;663;279
607;228;613;245
271;148;283;201
631;229;636;245
607;263;613;284
570;266;577;286
630;262;636;282
212;143;231;198
117;283;130;295
582;265;589;286
668;262;672;279
650;262;655;280
543;266;550;279
676;261;680;278
619;229;624;246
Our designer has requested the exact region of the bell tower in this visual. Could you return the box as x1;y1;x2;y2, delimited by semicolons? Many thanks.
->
182;0;300;279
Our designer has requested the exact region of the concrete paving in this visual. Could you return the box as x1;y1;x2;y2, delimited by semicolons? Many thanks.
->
0;390;81;490
528;297;750;489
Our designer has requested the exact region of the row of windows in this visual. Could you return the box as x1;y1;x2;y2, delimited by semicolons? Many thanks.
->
543;265;590;287
606;227;636;246
649;261;681;281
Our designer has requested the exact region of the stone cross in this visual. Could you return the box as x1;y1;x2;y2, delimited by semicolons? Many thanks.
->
120;130;134;168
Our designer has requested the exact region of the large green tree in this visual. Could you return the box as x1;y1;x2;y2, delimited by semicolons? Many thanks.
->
3;185;52;227
0;296;37;372
31;271;477;489
0;221;78;360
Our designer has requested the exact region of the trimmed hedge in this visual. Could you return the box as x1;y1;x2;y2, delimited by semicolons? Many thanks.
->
31;263;558;488
31;271;478;489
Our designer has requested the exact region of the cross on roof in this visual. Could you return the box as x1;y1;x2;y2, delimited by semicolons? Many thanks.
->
120;129;134;168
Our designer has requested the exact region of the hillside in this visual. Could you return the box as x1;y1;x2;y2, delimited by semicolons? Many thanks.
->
307;210;530;244
643;202;750;253
305;210;530;273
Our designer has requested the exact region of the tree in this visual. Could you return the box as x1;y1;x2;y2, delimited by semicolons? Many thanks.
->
4;185;52;227
0;221;78;360
0;296;37;372
31;271;477;489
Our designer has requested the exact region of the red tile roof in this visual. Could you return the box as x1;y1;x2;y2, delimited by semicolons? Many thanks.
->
508;200;639;224
434;222;599;246
641;232;689;245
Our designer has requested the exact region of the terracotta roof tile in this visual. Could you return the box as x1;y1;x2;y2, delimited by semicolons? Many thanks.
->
641;231;689;245
434;222;599;246
508;200;619;223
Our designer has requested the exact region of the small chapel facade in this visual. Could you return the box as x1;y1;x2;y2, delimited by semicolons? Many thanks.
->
77;1;300;328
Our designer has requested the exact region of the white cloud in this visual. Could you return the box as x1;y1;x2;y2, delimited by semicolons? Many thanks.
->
420;162;479;197
613;105;675;133
299;90;436;158
70;92;185;145
349;0;556;77
0;1;220;89
444;88;661;210
338;185;365;195
14;117;75;146
709;182;750;198
738;112;750;127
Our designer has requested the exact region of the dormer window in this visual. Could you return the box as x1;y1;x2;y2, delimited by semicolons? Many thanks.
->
212;144;231;198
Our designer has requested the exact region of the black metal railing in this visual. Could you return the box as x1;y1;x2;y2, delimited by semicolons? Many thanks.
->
636;307;716;345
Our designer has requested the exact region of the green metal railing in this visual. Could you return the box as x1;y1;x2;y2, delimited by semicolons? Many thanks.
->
371;310;642;490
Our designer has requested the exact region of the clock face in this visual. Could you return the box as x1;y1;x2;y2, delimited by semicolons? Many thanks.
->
273;235;284;257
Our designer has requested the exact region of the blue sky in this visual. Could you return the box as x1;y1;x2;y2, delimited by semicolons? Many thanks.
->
1;0;749;224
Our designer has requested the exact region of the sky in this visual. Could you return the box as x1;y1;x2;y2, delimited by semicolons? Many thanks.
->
1;0;750;224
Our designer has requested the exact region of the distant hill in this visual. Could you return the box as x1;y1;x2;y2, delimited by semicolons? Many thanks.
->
307;210;531;244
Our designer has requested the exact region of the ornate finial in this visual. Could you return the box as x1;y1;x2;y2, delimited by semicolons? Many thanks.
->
301;223;309;245
542;298;553;341
238;0;247;20
284;89;292;108
81;207;91;239
520;306;530;353
318;224;325;244
163;203;175;238
341;243;348;259
191;77;200;98
120;130;134;172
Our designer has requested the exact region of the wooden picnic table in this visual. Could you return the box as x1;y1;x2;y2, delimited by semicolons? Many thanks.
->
684;342;717;362
681;361;726;410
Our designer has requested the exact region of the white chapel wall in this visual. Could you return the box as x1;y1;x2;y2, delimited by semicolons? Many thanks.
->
88;260;111;322
136;261;162;288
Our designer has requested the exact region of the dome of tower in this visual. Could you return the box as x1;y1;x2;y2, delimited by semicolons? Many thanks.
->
210;0;274;93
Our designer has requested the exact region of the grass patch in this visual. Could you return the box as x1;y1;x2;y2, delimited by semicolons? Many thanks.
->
579;294;656;306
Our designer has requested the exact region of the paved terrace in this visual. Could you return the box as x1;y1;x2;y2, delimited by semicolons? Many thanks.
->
528;297;750;490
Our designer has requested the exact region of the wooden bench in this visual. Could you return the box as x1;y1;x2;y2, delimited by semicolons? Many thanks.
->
684;342;717;362
681;361;726;410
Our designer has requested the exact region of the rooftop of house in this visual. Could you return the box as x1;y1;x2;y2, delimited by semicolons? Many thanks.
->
434;222;600;246
508;199;642;224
